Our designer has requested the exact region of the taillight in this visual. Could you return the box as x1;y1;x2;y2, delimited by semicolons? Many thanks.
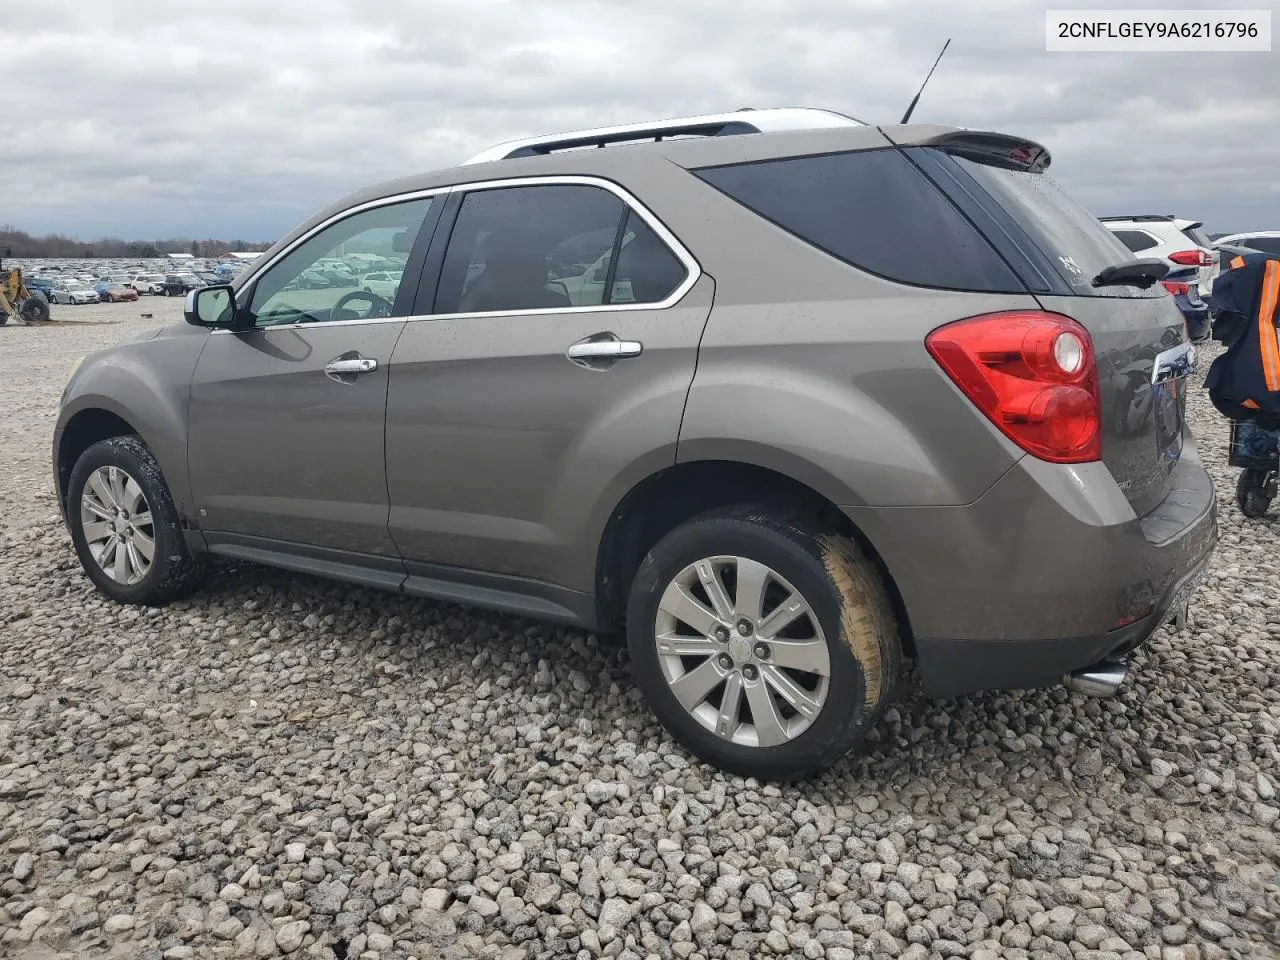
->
1161;280;1190;296
1169;249;1213;267
925;311;1102;463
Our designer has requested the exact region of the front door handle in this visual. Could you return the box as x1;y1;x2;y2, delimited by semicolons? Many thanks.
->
325;354;378;383
565;335;643;369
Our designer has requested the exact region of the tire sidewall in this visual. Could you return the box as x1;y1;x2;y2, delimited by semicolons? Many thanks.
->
67;438;185;604
627;517;869;777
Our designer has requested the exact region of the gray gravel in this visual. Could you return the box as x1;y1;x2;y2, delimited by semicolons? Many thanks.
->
2;302;1278;959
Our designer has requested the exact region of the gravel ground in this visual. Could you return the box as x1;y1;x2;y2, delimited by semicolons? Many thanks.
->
1;302;1278;960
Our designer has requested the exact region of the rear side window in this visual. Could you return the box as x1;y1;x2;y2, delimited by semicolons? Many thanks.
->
609;211;688;304
693;149;1024;293
1111;229;1160;253
435;184;688;314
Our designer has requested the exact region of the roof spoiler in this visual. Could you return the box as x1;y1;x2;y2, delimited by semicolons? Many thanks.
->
918;130;1052;173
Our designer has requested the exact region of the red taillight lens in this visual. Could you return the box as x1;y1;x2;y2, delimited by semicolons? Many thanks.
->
1161;280;1190;296
1169;249;1212;267
925;311;1102;463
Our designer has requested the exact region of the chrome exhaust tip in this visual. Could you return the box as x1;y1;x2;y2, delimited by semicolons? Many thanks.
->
1064;659;1128;698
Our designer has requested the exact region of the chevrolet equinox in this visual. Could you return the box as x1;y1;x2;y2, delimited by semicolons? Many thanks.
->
54;108;1218;778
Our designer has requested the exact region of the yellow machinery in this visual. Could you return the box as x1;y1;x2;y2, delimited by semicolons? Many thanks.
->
1;262;52;325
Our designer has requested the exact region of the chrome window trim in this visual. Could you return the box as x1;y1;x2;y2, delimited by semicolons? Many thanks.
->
214;174;701;335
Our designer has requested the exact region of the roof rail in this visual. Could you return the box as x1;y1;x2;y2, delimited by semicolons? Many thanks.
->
1098;214;1175;222
461;108;867;165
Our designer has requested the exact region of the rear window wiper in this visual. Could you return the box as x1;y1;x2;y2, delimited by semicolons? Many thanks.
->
1091;257;1169;289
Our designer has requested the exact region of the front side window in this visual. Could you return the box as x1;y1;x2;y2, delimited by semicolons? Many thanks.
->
247;197;434;327
434;183;688;314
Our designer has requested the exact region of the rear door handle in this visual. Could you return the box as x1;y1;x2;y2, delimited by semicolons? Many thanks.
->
565;336;643;367
326;357;377;374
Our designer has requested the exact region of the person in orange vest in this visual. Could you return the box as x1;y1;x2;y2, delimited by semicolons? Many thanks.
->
1206;250;1279;516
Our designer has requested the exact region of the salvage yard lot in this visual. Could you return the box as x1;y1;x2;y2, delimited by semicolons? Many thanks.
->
1;301;1278;960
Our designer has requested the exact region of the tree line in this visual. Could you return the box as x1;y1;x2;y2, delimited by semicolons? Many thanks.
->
0;226;273;260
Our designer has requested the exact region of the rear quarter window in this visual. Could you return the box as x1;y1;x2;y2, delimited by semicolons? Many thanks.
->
1110;229;1160;253
692;148;1025;294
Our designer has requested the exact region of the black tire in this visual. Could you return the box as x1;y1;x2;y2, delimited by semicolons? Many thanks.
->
626;505;901;780
1236;469;1275;518
20;294;51;323
67;436;203;605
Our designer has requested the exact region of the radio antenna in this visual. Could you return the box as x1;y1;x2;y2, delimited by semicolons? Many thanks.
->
900;39;951;124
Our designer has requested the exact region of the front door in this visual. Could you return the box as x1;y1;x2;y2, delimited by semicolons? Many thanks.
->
385;180;709;590
187;194;440;558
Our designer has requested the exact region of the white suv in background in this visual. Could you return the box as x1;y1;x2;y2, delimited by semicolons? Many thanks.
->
1100;215;1218;298
127;273;166;295
1214;231;1280;256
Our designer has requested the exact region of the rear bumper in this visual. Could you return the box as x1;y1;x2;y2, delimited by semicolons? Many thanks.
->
844;433;1218;697
911;552;1210;696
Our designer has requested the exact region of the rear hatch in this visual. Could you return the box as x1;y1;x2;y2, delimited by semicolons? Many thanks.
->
892;131;1190;517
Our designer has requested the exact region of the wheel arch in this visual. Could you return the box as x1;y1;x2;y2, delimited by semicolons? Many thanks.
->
56;406;143;516
593;457;913;652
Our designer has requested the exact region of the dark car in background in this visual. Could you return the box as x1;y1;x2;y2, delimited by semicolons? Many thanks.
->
1161;266;1211;341
25;276;57;297
161;274;205;296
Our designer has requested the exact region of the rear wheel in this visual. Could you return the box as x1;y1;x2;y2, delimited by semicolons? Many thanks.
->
626;506;901;780
67;436;203;605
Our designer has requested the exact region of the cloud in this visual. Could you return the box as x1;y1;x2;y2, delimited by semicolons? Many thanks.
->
4;0;1276;240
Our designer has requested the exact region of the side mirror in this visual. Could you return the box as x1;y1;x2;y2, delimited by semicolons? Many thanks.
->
185;284;237;328
392;229;415;253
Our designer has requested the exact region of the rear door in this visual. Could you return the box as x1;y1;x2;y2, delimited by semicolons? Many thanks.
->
930;150;1189;516
384;178;710;592
187;193;441;559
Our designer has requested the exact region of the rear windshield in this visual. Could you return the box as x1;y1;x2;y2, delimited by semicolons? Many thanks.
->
1180;224;1213;248
948;155;1142;296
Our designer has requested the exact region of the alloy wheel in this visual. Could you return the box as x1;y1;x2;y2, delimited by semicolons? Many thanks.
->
80;465;155;584
654;555;831;747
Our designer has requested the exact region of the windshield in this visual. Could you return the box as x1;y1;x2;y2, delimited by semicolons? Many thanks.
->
949;154;1153;297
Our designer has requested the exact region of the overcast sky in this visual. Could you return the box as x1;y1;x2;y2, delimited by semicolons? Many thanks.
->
5;0;1277;241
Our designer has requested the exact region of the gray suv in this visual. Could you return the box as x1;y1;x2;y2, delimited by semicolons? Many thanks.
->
54;108;1217;779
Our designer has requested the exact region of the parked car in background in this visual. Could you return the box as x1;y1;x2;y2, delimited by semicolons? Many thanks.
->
1214;231;1280;256
25;276;56;297
195;271;221;287
55;108;1216;779
1160;266;1210;341
360;271;401;299
1101;215;1218;299
50;280;99;305
100;283;140;303
161;273;205;296
127;273;166;295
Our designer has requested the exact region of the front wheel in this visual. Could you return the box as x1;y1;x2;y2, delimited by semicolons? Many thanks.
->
1237;468;1277;518
67;436;204;604
626;506;901;780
